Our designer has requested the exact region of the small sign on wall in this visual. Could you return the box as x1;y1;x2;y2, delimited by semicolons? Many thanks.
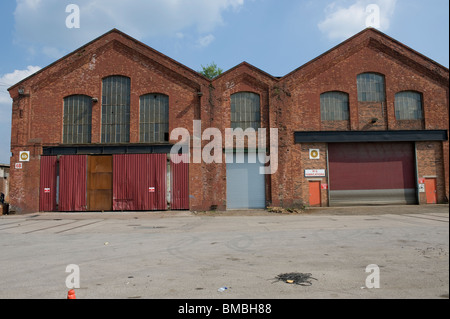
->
309;149;320;160
15;163;23;169
321;184;328;190
418;184;425;193
44;188;51;193
305;169;326;177
148;187;155;193
19;151;30;162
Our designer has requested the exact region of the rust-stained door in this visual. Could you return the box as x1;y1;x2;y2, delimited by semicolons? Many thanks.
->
425;178;437;204
87;155;113;211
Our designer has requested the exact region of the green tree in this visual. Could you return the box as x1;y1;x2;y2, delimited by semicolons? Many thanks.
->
198;62;223;79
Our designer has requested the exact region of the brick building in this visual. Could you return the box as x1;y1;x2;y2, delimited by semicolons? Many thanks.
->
7;28;449;213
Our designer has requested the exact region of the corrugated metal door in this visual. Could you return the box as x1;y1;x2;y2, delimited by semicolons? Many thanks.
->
226;152;266;209
59;155;87;211
113;154;166;211
39;156;57;212
171;154;189;210
87;155;113;211
328;142;416;206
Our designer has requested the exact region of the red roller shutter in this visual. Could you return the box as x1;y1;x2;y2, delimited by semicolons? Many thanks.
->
59;155;87;211
171;154;189;210
113;154;166;211
39;156;57;212
328;142;416;206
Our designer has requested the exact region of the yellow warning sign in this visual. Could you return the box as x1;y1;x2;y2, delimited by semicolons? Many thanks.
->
309;149;320;159
19;151;30;162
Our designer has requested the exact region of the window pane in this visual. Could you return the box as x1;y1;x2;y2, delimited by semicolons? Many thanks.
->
320;92;349;121
395;91;423;120
231;92;260;130
63;95;92;144
101;76;130;143
357;73;385;102
139;94;169;143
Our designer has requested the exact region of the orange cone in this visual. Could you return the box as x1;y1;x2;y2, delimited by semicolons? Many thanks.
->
67;289;76;299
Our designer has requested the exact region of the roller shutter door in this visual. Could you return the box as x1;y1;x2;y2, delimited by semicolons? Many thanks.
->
226;152;265;209
328;142;416;206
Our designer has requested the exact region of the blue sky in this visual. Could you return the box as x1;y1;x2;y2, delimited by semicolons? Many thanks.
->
0;0;448;164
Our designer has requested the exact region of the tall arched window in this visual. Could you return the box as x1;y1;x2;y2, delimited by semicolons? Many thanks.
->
101;75;130;143
63;95;92;144
395;91;423;120
320;91;349;121
140;94;169;143
357;73;385;102
231;92;260;130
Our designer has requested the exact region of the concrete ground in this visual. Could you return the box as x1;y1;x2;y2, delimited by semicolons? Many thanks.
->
0;205;448;299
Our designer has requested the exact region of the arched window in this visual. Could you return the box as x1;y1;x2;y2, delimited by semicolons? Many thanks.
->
140;94;169;143
101;75;130;143
320;91;349;121
357;73;385;102
395;91;423;120
63;95;92;144
231;92;260;130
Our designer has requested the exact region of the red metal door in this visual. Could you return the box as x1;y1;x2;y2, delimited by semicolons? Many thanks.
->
425;178;437;204
171;154;189;210
113;154;166;211
39;156;57;212
309;181;321;207
328;142;416;205
59;155;87;211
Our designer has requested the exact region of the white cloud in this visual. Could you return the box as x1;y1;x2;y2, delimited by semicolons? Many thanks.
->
196;34;215;48
13;0;246;58
0;66;41;104
318;0;397;40
0;66;41;163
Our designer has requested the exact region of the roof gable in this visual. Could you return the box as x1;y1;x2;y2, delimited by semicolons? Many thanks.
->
214;61;278;83
8;29;209;94
8;28;449;94
281;28;449;86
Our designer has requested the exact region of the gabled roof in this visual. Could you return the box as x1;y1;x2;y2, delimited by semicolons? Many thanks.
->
8;27;449;92
8;28;210;92
213;61;279;82
281;28;449;85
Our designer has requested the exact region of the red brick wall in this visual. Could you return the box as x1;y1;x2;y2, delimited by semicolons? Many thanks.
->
8;31;211;213
7;29;449;213
210;63;275;209
272;32;449;207
416;141;447;204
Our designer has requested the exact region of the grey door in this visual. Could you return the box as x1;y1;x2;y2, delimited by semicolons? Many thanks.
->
226;152;266;209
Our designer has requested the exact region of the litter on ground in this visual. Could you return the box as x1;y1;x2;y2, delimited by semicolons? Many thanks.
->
273;273;318;286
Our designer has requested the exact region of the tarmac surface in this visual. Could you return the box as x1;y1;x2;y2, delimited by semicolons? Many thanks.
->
0;204;448;299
